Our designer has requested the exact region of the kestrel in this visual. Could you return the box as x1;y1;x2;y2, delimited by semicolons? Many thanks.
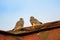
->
13;18;24;31
30;16;42;28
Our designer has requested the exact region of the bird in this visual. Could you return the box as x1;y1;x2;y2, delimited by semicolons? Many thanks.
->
30;16;42;28
13;18;24;31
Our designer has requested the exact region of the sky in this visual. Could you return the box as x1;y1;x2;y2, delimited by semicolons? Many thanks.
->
0;0;60;31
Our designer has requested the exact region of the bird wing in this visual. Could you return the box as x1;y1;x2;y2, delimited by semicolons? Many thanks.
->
34;18;42;24
14;21;20;29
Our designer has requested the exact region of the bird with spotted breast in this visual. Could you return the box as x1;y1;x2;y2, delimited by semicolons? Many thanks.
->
30;16;42;28
13;18;24;31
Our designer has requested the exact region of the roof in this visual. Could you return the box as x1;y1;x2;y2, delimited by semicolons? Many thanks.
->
0;20;60;36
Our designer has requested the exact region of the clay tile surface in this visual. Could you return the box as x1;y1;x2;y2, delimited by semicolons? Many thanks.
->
0;20;60;40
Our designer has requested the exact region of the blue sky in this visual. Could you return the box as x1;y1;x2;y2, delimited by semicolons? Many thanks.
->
0;0;60;31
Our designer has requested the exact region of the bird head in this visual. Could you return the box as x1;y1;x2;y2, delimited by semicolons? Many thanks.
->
30;16;34;19
20;18;23;20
